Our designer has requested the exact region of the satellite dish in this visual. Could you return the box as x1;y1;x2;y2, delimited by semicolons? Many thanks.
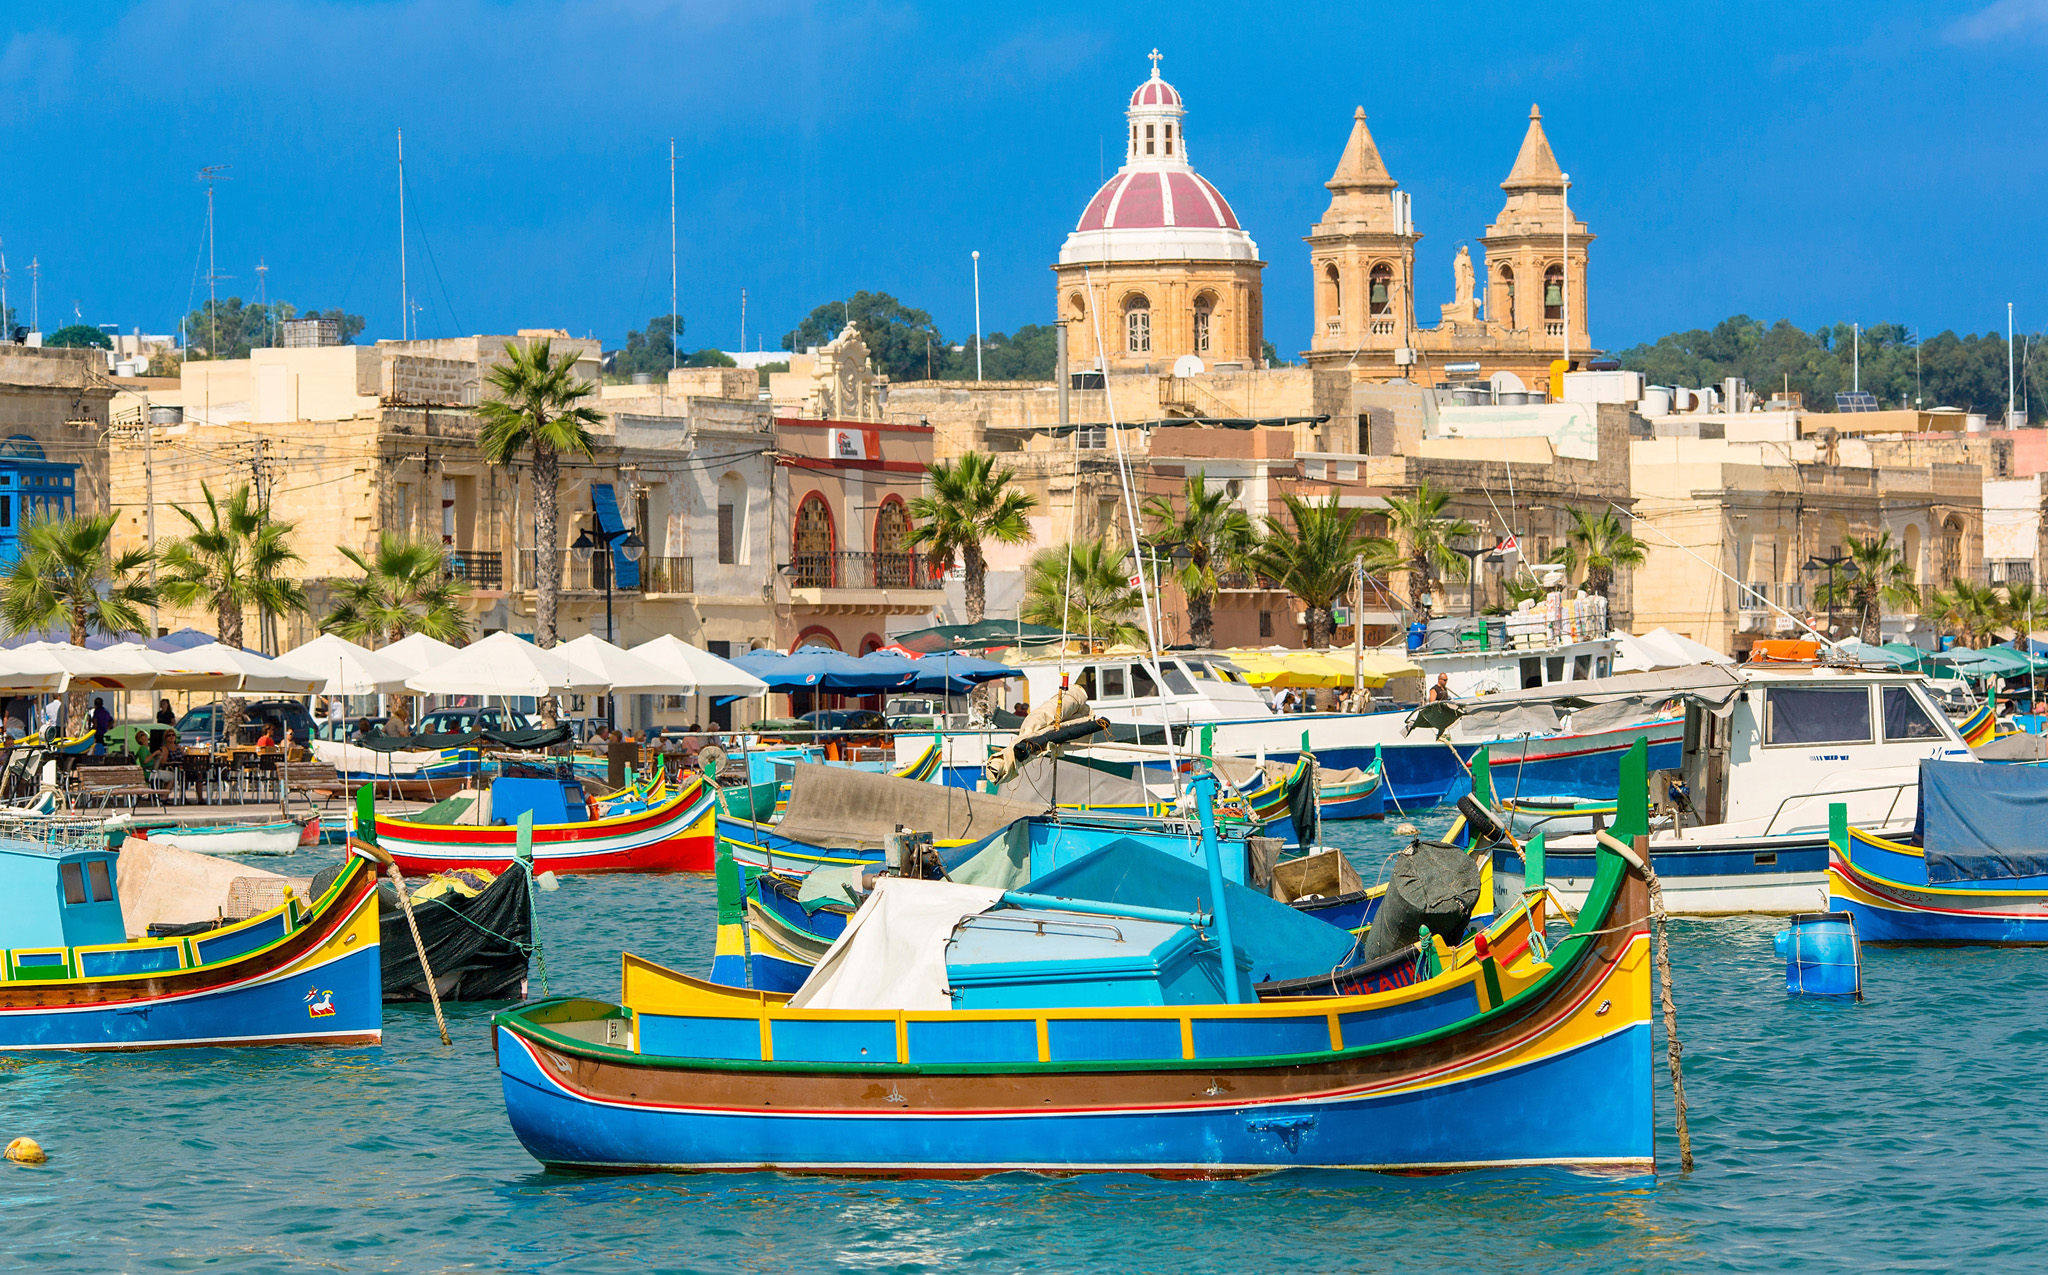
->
1489;370;1526;393
1172;354;1205;377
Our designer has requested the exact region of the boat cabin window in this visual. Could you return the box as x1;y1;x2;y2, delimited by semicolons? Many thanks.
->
87;859;113;902
1881;685;1946;741
1158;663;1193;696
1520;657;1542;689
1596;655;1612;678
1764;686;1872;746
60;862;87;905
1132;663;1161;698
1076;667;1098;699
1184;659;1214;679
1100;666;1128;699
1545;656;1565;683
1573;654;1594;681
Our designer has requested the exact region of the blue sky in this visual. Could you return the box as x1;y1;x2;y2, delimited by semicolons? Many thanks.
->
3;0;2044;356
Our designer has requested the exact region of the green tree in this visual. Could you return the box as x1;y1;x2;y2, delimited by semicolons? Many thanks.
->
1810;532;1920;645
1143;471;1254;648
2003;579;2043;640
1020;540;1146;649
1547;507;1647;599
612;314;684;378
182;298;365;360
784;291;945;383
906;451;1037;623
45;324;111;350
937;325;1061;382
477;338;602;700
685;347;736;368
1262;338;1292;369
323;534;472;647
1381;480;1477;619
1245;493;1394;649
158;482;308;652
0;511;155;731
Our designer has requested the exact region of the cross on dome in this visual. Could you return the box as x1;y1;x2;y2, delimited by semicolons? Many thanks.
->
1149;48;1161;73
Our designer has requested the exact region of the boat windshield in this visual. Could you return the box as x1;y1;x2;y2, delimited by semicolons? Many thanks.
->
1881;685;1946;741
1764;685;1873;746
1183;659;1214;679
1161;663;1196;696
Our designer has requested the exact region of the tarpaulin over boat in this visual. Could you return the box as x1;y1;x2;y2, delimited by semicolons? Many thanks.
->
353;725;572;754
998;756;1159;810
1406;664;1747;738
776;763;1048;851
1915;758;2048;883
1023;840;1357;985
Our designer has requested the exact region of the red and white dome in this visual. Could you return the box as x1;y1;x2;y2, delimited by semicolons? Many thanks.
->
1059;56;1260;266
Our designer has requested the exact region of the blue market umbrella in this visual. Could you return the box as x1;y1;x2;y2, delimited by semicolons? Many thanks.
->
906;650;1026;695
734;646;915;692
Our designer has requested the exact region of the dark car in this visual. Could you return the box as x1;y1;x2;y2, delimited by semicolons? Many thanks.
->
798;709;889;744
415;707;535;736
176;699;315;748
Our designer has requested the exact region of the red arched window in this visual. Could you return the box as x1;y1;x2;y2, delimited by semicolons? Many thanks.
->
790;626;841;652
874;496;912;587
859;632;885;654
793;492;835;587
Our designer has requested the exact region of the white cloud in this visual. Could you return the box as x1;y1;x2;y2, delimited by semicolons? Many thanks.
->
1948;0;2048;43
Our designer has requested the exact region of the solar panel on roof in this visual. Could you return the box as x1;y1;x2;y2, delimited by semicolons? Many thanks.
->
1835;391;1879;412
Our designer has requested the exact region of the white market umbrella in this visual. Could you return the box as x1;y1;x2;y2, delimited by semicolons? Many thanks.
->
558;633;695;694
143;640;327;694
273;633;413;696
14;641;160;690
375;632;463;676
629;634;771;696
404;631;608;698
0;648;75;694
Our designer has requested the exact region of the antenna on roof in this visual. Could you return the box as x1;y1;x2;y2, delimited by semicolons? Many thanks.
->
397;129;409;342
198;165;231;355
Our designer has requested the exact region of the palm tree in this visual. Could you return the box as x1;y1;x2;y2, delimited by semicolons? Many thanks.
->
1549;507;1647;598
1382;480;1477;619
1143;472;1254;649
1244;494;1396;649
0;512;155;731
477;338;601;652
1019;540;1146;649
1925;584;1969;645
1930;579;2000;646
1809;532;1920;645
158;481;307;652
2002;579;2043;643
907;451;1037;622
323;534;472;647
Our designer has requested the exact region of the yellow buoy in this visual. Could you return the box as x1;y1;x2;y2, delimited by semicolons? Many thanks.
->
5;1137;46;1164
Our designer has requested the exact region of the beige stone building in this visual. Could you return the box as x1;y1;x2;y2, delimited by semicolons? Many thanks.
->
1054;56;1265;375
1304;104;1595;387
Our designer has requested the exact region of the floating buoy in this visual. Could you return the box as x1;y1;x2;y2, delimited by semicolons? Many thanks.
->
536;871;560;892
5;1137;45;1164
1394;823;1418;837
1774;910;1864;999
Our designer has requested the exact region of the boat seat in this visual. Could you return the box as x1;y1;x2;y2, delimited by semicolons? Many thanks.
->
73;765;155;809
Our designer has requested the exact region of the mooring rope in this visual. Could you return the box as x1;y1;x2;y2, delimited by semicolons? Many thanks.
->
1596;828;1694;1173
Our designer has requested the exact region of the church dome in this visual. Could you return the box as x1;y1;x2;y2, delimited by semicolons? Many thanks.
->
1059;55;1260;266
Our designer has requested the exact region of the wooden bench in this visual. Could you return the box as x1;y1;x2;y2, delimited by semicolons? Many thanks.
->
278;762;346;805
72;765;157;809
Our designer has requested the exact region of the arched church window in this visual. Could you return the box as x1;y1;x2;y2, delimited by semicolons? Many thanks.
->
1321;265;1341;320
1544;265;1564;321
1067;292;1087;324
1369;264;1392;316
1499;266;1516;328
1193;294;1215;354
1125;297;1152;354
1130;124;1137;155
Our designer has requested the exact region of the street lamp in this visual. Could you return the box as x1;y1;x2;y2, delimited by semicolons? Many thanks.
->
1804;551;1854;638
1448;543;1489;617
572;524;645;725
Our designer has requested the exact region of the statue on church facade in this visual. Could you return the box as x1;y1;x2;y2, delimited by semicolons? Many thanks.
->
1439;244;1479;324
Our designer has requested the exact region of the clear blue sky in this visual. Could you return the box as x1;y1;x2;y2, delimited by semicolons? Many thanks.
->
3;0;2043;356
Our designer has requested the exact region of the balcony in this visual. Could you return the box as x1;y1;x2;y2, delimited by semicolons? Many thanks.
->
640;556;694;595
517;549;636;594
445;550;503;591
789;551;938;591
1545;321;1566;338
1369;319;1395;337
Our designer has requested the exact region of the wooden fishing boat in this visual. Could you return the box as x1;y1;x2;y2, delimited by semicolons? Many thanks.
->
492;836;1650;1175
129;816;313;857
1956;700;1997;749
0;830;381;1050
1829;761;2048;944
1316;761;1385;821
1500;794;1618;838
369;772;716;875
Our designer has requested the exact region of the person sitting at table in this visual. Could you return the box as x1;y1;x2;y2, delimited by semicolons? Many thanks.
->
256;720;281;750
145;729;182;769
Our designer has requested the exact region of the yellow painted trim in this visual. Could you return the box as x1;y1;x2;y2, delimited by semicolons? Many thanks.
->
1179;1015;1195;1060
759;1015;775;1061
1035;1017;1049;1062
895;1015;909;1064
1835;856;2048;900
1847;825;1926;858
1326;1011;1343;1051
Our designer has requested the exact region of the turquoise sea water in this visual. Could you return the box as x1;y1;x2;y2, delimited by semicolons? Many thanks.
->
5;817;2046;1273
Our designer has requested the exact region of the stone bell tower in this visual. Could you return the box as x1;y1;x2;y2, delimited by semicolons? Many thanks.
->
1479;105;1593;355
1303;108;1420;367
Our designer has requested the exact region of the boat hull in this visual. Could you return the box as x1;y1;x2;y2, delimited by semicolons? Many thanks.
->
1830;827;2048;944
1496;832;1838;916
136;821;307;856
375;778;716;875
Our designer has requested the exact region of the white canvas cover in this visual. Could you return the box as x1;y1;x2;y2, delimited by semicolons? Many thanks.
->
115;834;283;938
787;877;1004;1011
272;633;413;695
557;634;692;694
627;634;770;696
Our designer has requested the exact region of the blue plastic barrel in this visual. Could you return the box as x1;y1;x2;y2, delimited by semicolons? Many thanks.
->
1773;911;1864;999
1406;622;1426;652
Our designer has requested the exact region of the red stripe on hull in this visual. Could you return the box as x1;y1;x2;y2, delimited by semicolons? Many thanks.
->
388;830;714;875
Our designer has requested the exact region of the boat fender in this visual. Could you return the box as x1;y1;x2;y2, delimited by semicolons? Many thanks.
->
536;871;560;892
1358;839;1482;964
1393;823;1418;837
5;1137;45;1165
1454;793;1505;846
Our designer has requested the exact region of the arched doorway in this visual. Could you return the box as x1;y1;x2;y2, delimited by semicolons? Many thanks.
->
794;492;835;587
874;496;912;587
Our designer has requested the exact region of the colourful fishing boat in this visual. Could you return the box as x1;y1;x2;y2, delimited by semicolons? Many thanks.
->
1956;700;1997;749
0;828;381;1050
369;772;716;875
1499;794;1618;838
492;836;1650;1175
1316;760;1385;821
129;816;314;857
1829;760;2048;943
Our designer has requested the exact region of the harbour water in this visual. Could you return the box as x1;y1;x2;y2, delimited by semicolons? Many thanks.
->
6;817;2046;1273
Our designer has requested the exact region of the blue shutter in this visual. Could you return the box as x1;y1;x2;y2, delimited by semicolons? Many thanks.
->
590;483;640;589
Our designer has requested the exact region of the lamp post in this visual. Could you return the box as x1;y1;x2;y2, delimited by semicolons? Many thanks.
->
1449;543;1489;617
971;250;983;383
572;525;645;726
1804;551;1854;637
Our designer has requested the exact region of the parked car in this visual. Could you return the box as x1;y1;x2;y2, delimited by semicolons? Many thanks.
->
798;708;889;745
415;707;535;736
176;700;315;748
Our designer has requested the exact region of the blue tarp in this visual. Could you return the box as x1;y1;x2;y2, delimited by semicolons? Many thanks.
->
733;647;917;692
1915;759;2048;883
1022;839;1359;985
590;483;640;590
908;650;1025;695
